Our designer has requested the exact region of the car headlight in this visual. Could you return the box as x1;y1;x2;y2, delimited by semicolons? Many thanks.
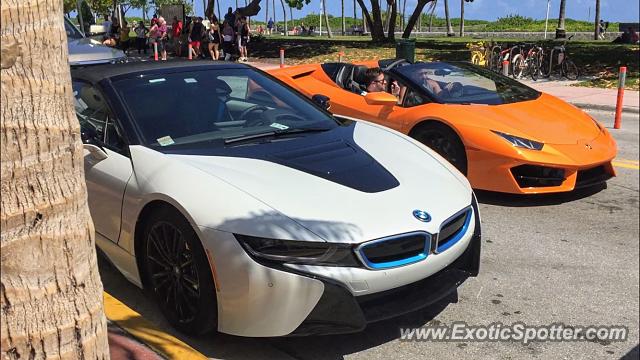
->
235;234;360;267
492;131;544;151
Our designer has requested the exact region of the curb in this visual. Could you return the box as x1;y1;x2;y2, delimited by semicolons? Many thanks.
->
571;102;640;114
103;292;207;360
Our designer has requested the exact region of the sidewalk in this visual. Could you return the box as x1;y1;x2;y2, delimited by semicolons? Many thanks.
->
520;79;639;114
247;61;639;114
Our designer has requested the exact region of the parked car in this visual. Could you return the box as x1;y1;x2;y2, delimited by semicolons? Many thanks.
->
71;61;481;337
270;60;618;194
65;16;125;66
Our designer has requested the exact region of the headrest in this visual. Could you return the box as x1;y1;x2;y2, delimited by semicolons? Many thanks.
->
352;65;369;84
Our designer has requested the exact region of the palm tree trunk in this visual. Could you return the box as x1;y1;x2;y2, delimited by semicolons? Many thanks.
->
556;0;566;38
593;0;600;40
444;0;453;35
387;0;397;40
429;0;437;32
459;0;464;36
279;0;287;35
1;1;109;358
323;0;332;37
402;0;432;38
341;0;345;35
265;0;268;23
289;5;293;28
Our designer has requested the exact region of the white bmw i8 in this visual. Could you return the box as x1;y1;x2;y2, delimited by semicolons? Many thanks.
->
71;61;481;337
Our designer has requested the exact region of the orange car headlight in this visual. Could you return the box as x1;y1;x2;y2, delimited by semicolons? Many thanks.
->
492;131;544;151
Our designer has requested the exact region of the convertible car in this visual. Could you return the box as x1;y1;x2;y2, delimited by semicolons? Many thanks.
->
72;61;481;337
269;60;617;194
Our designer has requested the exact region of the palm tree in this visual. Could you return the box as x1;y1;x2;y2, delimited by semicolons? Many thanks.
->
279;0;288;35
1;2;109;358
444;0;453;36
428;0;437;32
556;0;567;38
341;0;346;35
323;0;333;38
459;0;464;36
594;0;601;40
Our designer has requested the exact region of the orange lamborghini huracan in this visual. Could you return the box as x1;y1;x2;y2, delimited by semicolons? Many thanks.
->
269;59;617;194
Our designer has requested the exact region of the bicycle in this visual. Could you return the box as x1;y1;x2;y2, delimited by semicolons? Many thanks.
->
467;41;492;67
539;35;579;80
511;43;543;81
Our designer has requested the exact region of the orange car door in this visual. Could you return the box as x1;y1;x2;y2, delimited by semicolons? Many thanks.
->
330;91;408;132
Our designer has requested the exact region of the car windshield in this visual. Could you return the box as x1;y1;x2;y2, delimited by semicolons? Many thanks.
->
112;68;339;149
394;62;540;105
64;17;84;39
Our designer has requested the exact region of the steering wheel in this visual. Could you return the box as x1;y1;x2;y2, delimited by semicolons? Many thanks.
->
239;105;270;126
383;58;410;71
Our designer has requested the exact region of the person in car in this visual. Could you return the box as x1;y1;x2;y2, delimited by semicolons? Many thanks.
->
362;67;401;98
416;68;463;98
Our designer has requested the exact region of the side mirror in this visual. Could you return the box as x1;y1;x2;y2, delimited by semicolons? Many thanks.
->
364;92;397;106
311;94;331;110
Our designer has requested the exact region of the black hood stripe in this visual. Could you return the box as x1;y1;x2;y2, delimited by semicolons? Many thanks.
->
164;122;400;193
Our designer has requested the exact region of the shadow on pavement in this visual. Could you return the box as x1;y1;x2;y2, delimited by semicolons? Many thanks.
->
476;183;607;207
99;251;457;360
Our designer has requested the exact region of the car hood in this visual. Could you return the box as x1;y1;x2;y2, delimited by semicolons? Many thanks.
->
68;37;125;66
448;93;600;145
167;121;472;244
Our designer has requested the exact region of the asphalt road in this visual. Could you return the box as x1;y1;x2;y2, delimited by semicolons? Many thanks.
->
99;109;639;360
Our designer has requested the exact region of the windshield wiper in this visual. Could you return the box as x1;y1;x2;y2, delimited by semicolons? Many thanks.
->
224;127;331;145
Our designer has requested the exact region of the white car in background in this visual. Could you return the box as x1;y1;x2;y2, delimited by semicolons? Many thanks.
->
65;16;125;66
71;61;481;337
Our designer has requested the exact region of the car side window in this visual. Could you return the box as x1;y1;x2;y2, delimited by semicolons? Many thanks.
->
72;81;127;153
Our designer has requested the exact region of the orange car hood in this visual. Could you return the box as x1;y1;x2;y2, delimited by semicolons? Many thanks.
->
439;93;600;145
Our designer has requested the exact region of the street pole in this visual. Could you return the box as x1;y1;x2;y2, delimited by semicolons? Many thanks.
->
544;0;550;39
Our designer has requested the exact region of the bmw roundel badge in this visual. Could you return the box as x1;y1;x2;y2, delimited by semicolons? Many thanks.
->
412;210;431;222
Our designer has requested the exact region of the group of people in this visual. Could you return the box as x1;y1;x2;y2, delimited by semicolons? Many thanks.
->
101;6;253;62
359;67;462;101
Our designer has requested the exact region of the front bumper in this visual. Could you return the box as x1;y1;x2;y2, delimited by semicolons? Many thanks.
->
198;199;481;337
467;130;617;194
290;222;480;336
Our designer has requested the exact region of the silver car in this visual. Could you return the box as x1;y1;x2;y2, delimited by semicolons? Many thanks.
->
65;17;125;66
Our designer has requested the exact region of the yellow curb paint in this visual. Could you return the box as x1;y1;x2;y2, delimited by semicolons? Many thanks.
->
104;292;207;360
614;158;640;165
612;161;640;170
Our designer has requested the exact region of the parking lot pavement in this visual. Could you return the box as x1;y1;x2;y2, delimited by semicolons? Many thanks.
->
99;109;638;360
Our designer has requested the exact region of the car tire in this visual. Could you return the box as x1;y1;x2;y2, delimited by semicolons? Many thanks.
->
412;122;468;175
141;206;217;335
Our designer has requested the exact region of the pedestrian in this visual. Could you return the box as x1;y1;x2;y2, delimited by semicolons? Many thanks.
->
224;7;235;25
157;17;169;60
267;17;274;35
207;18;221;60
110;17;120;46
148;18;159;56
119;20;131;51
102;14;112;38
221;20;235;61
188;16;205;59
171;16;183;56
134;21;148;54
238;16;250;62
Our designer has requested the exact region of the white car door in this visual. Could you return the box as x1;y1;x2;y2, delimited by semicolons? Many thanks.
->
73;81;133;243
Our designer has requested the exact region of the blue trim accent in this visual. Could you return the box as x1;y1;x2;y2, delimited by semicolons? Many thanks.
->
436;209;472;253
357;232;431;270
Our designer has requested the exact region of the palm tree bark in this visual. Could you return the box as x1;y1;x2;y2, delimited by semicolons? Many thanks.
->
556;0;566;38
1;0;109;358
341;0;346;35
387;0;397;40
593;0;600;40
356;0;384;41
444;0;453;36
279;0;287;35
323;0;332;37
402;0;433;38
459;0;464;36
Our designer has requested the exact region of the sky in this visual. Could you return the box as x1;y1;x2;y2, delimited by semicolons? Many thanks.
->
125;0;640;23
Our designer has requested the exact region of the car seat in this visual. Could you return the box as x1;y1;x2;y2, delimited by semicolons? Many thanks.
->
348;65;369;94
